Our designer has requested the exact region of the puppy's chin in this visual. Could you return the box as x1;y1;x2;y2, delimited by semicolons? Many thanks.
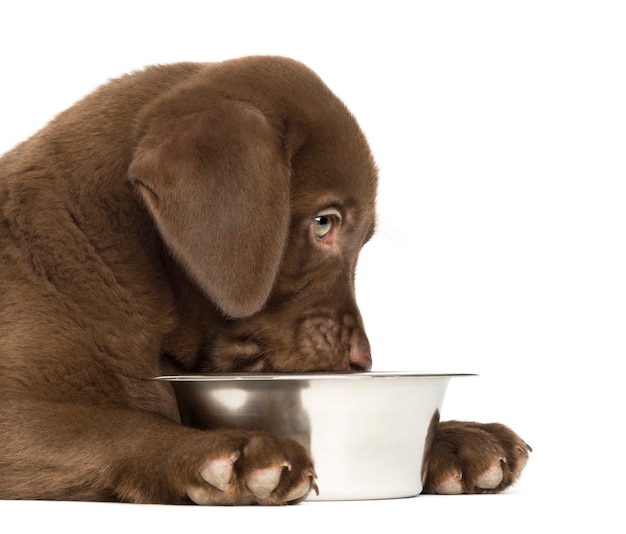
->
198;337;321;374
199;340;359;375
200;338;270;373
225;356;276;374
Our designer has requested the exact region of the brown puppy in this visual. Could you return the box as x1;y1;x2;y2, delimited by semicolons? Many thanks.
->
0;56;529;504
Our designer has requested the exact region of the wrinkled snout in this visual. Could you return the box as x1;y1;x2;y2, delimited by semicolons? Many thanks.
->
294;309;371;373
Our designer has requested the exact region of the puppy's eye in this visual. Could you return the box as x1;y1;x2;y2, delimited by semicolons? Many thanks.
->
312;209;342;242
313;215;333;240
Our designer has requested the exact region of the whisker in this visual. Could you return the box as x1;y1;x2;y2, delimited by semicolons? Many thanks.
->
369;220;421;261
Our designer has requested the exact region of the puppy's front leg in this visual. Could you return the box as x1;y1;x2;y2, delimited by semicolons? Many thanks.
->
0;401;317;505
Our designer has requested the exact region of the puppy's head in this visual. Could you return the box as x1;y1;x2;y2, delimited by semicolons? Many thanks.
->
129;57;377;373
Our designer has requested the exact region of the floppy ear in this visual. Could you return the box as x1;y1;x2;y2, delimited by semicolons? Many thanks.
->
128;99;291;318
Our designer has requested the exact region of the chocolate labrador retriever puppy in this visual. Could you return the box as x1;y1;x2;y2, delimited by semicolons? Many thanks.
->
0;56;530;504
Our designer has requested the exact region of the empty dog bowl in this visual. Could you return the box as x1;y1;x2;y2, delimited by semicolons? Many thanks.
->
156;372;466;501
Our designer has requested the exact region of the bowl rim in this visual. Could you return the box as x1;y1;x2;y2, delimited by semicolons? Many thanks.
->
153;372;476;382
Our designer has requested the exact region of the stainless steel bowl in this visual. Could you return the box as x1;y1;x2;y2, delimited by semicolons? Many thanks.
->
157;372;467;501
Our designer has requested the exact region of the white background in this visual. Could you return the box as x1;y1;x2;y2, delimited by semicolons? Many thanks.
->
1;1;624;532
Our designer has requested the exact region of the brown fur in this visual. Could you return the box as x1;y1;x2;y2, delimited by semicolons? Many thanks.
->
0;56;529;504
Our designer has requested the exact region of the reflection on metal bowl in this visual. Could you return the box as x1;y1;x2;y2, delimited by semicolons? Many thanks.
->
156;372;469;501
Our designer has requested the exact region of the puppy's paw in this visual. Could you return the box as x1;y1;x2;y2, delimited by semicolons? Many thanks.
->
423;421;531;494
187;431;318;505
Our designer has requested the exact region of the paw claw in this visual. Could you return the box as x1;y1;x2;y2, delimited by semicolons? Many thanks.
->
435;470;464;495
246;464;289;499
512;446;530;477
284;470;318;503
475;461;504;489
200;452;239;492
